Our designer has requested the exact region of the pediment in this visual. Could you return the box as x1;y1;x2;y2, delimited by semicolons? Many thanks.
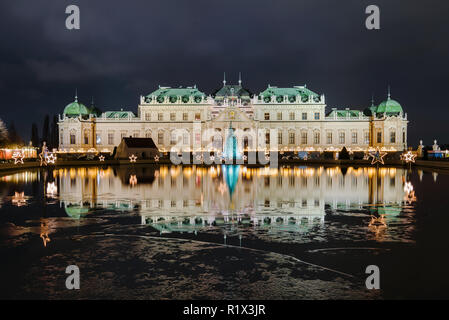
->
212;107;252;123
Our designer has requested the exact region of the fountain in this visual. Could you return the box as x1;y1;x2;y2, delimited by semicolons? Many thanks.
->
223;122;241;162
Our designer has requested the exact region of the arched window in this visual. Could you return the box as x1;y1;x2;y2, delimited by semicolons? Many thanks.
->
158;131;164;145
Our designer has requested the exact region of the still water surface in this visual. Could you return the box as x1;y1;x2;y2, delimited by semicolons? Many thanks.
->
0;165;448;299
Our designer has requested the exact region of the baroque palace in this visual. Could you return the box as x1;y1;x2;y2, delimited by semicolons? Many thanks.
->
58;77;408;154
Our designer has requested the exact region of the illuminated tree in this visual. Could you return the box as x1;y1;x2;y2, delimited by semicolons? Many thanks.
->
0;118;8;146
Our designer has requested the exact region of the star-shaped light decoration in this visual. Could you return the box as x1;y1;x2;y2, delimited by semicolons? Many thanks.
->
12;191;27;207
400;151;416;164
368;147;387;165
12;151;24;164
46;182;58;197
154;155;159;162
45;153;56;164
129;154;137;162
129;174;138;186
242;155;248;161
98;155;105;162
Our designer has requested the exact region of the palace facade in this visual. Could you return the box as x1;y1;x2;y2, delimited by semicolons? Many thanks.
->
58;79;408;153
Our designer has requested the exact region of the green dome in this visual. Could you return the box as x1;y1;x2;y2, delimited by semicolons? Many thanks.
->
376;97;402;114
63;98;91;117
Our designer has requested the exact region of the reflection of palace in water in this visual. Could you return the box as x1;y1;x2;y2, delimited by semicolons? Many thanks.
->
54;165;408;232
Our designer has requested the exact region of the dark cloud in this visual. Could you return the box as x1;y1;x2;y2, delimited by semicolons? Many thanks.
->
0;0;448;145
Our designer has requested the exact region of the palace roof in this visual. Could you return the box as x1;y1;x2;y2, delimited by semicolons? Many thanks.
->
145;86;206;103
258;85;320;103
212;84;252;101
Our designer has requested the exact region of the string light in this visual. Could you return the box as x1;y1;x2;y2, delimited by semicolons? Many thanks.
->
368;147;387;165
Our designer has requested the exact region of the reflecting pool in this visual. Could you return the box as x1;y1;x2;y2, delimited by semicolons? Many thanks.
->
0;165;448;299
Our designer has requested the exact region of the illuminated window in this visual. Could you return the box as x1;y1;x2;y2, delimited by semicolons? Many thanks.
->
377;132;382;143
289;132;295;144
314;132;320;144
289;112;295;120
145;113;151;121
195;113;201;121
364;132;370;144
183;113;188;121
352;132;357;144
302;113;307;120
278;132;282;145
314;112;320;120
301;132;307;144
158;131;164;145
158;113;163;121
96;134;101;145
265;132;270;145
277;112;282;120
327;132;332;144
170;113;175;121
390;131;396;143
70;133;76;144
339;132;345;144
84;133;89;145
108;133;114;145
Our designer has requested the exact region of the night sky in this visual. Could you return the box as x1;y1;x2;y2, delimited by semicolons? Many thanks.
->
1;0;448;146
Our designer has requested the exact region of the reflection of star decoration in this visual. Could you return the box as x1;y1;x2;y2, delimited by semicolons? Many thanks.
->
368;147;387;165
46;182;58;196
243;155;247;161
265;155;270;161
404;190;417;205
40;222;51;247
129;174;138;186
154;155;159;162
99;155;105;161
129;154;137;162
400;151;416;164
404;181;413;194
210;155;215;162
368;214;387;228
12;151;24;164
12;192;27;207
218;182;227;195
45;153;56;164
196;154;203;162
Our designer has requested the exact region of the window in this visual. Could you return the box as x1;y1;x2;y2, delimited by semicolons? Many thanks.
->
60;133;64;145
402;131;406;143
265;132;270;145
96;134;101;145
302;113;307;120
145;113;151;121
377;132;382;143
145;131;151;138
84;133;89;145
183;113;188;121
314;132;320;144
352;132;357;144
133;132;139;138
264;113;270;120
183;133;189;145
390;131;396;143
158;131;164;145
121;132;127;140
278;132;282;145
339;132;345;144
108;133;114;145
277;112;282;120
289;112;295;120
314;112;320;120
70;133;76;144
301;132;307;144
289;132;295;144
327;132;332;144
170;113;175;121
364;132;370;144
195;113;201;121
170;131;176;145
158;113;163;121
